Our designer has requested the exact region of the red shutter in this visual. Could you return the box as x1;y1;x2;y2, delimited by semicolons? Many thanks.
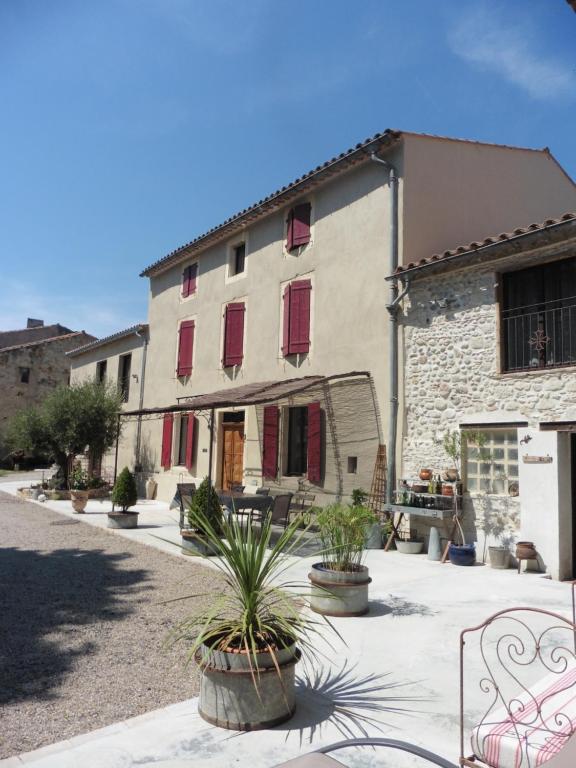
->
262;406;279;479
282;284;291;357
182;264;197;298
185;414;195;470
161;414;174;469
222;302;245;367
288;279;311;354
286;209;294;251
177;320;195;376
292;203;311;247
307;402;321;484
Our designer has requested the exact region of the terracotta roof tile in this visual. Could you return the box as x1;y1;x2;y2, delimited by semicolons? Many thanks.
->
394;211;576;277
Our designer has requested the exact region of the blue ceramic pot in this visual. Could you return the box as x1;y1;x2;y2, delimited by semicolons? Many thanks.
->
449;543;476;566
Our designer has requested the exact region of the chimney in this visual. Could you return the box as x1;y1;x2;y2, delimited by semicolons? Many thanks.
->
27;318;44;328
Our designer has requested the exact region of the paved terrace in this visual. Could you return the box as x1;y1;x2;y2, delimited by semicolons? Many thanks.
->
1;477;573;768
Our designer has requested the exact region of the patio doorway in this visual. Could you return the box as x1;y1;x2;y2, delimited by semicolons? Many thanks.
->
221;412;245;491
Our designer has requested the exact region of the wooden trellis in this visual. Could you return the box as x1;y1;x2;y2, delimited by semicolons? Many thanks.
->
367;444;387;516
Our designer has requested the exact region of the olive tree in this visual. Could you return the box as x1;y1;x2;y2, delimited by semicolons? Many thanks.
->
6;380;123;487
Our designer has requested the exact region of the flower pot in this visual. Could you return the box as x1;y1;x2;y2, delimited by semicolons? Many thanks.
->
412;483;428;493
181;531;219;556
419;468;433;481
145;478;157;500
449;543;476;566
442;468;459;482
197;642;300;730
309;563;371;617
107;512;139;529
364;522;382;549
396;540;424;554
516;541;537;560
70;490;89;513
489;546;511;569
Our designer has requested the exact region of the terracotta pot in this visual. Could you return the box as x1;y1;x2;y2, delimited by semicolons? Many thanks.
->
442;468;459;482
419;468;433;481
412;483;428;493
70;490;89;513
516;541;537;560
442;484;454;497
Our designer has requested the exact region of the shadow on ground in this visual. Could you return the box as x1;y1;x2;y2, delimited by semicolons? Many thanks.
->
366;596;436;618
277;660;427;746
0;546;150;705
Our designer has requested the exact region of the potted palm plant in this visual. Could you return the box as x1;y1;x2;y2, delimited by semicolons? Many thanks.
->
171;507;327;731
69;464;89;513
182;476;222;555
309;503;375;616
108;467;139;528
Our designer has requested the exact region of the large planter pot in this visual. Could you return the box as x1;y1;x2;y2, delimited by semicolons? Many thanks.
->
364;522;382;549
70;490;89;513
197;642;300;730
489;546;511;569
449;543;476;567
309;563;371;617
396;540;424;554
107;511;139;529
181;531;219;556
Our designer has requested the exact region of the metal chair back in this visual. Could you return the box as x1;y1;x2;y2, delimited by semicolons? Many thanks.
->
256;486;270;496
270;493;294;528
177;483;196;529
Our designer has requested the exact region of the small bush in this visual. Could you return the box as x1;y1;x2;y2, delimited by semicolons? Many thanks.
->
316;503;376;571
187;477;222;534
70;464;88;490
111;467;138;512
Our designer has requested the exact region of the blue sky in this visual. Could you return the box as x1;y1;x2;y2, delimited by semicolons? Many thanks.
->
1;0;575;337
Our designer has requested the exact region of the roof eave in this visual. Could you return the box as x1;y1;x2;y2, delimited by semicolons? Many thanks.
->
66;324;148;358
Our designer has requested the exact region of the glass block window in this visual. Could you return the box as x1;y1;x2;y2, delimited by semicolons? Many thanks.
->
464;429;519;495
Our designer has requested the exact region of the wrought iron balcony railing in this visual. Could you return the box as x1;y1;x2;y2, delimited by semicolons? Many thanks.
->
502;295;576;372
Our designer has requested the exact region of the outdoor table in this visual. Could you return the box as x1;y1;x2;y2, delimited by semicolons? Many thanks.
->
217;491;273;524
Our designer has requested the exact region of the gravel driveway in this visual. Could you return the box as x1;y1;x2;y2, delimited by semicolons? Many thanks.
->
0;491;221;759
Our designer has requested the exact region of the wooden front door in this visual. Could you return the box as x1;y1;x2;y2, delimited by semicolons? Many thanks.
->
221;423;244;490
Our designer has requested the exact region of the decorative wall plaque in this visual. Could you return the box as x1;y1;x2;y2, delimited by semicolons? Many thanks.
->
522;455;553;464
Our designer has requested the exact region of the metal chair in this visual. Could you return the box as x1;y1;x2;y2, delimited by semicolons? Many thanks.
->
256;486;270;496
269;493;294;529
177;482;196;529
272;738;457;767
289;492;316;523
230;484;245;493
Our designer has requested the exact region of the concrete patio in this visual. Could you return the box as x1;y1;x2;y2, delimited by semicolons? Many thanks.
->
1;477;573;768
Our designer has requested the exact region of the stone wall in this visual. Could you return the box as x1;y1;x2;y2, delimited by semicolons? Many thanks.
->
398;250;576;565
0;334;94;459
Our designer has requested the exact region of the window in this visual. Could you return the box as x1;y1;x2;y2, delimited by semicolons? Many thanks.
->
501;257;576;372
182;263;198;298
177;320;195;377
286;203;311;251
118;354;131;402
96;360;107;383
282;279;311;356
464;429;519;495
347;456;358;474
286;407;308;475
177;415;189;466
222;302;245;367
232;243;246;276
19;367;30;384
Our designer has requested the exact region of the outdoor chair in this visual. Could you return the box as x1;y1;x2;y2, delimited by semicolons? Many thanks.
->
230;483;245;493
268;493;294;529
273;585;576;768
256;486;270;496
289;492;316;524
177;483;196;529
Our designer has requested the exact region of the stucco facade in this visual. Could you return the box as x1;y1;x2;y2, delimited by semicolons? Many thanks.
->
68;131;576;508
397;216;576;579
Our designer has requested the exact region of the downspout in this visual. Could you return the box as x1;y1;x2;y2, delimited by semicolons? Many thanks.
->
370;152;402;503
134;330;148;471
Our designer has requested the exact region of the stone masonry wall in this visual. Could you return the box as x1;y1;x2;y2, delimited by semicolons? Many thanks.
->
398;255;576;561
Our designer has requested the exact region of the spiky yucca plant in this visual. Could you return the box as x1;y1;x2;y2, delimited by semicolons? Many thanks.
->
169;506;334;674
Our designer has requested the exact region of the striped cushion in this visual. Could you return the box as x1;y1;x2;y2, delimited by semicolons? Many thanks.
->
471;668;576;768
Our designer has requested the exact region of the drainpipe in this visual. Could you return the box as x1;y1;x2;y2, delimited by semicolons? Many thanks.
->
134;329;148;472
370;152;401;503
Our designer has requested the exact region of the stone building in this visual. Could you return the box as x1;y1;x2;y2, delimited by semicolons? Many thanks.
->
393;212;576;579
68;130;576;505
0;319;96;461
